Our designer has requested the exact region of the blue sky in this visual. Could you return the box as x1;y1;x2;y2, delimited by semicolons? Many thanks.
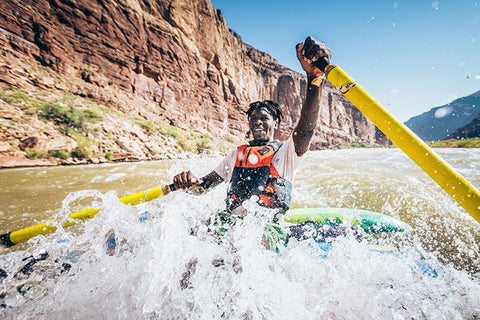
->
210;0;480;122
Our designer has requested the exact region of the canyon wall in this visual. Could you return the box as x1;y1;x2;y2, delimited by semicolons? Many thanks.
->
0;0;386;167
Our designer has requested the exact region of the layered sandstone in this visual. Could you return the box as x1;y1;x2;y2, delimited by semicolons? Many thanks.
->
0;0;386;167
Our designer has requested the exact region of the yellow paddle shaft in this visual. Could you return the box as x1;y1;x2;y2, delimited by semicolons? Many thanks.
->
324;64;480;222
5;184;174;246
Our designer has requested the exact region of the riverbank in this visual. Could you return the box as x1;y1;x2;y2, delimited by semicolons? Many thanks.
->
2;138;479;169
427;137;480;148
339;138;480;149
0;154;58;168
0;150;207;169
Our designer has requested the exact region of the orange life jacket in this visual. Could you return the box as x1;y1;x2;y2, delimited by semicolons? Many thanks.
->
226;141;292;215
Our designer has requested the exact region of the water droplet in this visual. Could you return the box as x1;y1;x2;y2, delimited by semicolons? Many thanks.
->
434;106;453;118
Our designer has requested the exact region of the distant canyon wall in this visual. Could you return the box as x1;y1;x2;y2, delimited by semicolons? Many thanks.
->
0;0;387;167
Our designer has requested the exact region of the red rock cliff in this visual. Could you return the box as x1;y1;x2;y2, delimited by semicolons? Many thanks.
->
0;0;387;167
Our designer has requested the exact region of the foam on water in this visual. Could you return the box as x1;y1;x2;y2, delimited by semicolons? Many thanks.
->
1;149;479;319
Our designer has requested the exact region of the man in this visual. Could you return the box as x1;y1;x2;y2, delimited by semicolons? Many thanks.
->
173;36;332;250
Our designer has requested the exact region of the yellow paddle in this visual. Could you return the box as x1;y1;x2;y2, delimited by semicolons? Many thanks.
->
0;184;176;248
311;42;479;223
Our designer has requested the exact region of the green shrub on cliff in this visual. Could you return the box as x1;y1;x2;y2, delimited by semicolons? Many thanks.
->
224;136;235;143
196;134;212;153
1;88;103;131
0;89;28;102
25;148;46;160
134;118;156;132
39;103;103;129
104;150;113;160
71;147;90;159
48;149;70;160
157;122;182;138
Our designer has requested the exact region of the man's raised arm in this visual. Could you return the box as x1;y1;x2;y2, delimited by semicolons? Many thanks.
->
293;36;331;156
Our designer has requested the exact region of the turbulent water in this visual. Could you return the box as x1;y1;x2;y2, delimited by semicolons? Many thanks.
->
1;148;479;319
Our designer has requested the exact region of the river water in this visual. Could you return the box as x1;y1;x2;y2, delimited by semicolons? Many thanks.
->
1;148;479;319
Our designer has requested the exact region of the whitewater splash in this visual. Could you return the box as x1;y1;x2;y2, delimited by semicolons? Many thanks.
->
1;149;479;319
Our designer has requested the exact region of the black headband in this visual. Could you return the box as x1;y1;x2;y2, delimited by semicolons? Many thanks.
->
246;100;284;123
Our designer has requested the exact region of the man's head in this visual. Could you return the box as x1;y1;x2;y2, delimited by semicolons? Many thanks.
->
246;100;284;124
246;100;284;143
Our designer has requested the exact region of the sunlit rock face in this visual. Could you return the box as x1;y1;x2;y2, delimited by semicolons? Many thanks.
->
0;0;386;165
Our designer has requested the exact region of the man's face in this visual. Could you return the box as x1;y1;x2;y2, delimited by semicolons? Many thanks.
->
248;107;277;143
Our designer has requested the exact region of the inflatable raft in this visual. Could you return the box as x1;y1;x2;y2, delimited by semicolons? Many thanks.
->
284;207;410;234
